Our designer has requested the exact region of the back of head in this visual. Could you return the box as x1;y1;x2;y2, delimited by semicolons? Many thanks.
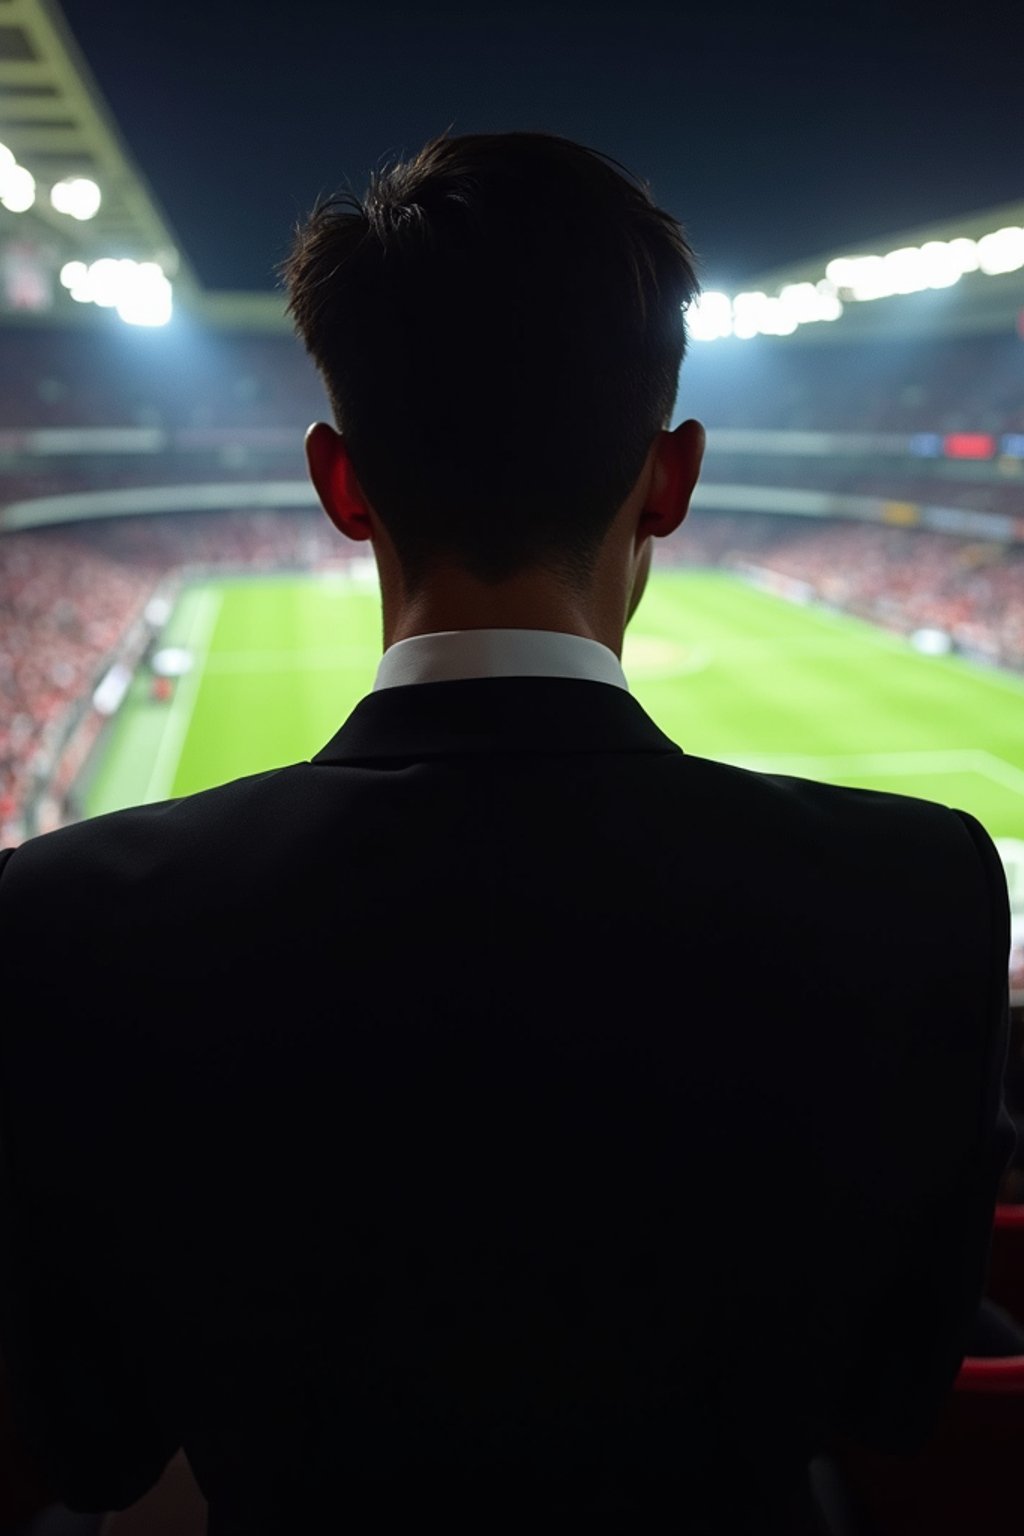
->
282;130;700;593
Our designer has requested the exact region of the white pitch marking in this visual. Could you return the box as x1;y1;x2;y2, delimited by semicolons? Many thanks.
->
718;748;976;776
970;751;1024;802
141;588;223;804
712;747;1024;805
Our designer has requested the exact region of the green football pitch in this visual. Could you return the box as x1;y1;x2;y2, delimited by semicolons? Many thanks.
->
83;566;1024;849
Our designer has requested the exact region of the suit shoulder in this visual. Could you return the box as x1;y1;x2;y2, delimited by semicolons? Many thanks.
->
0;763;312;897
663;750;993;904
674;748;965;829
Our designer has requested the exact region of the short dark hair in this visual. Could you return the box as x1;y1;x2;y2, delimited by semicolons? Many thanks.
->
281;129;700;593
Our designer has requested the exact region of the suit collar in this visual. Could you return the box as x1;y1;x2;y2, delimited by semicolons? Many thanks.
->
311;676;683;763
371;627;629;694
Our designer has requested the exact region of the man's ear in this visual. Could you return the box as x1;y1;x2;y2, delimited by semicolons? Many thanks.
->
640;418;706;540
305;422;374;542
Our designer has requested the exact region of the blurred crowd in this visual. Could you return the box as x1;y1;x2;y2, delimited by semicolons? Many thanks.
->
0;510;339;842
0;328;323;432
682;329;1024;435
0;533;154;844
698;518;1024;669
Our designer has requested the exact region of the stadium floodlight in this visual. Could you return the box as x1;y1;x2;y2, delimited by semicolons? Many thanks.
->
731;291;769;339
824;254;889;300
947;236;979;273
882;247;929;296
824;256;868;290
759;298;799;335
778;281;842;324
0;162;36;213
50;176;101;221
918;240;963;289
687;289;733;341
778;282;820;322
813;278;844;321
847;255;896;301
977;226;1024;276
823;251;929;302
62;256;173;324
86;257;125;307
116;261;172;327
59;260;88;290
739;222;1012;328
732;291;798;336
0;141;14;174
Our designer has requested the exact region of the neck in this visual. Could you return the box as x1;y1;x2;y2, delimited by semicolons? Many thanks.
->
379;564;628;659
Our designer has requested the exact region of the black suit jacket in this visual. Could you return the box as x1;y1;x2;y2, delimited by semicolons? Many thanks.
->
0;677;1014;1534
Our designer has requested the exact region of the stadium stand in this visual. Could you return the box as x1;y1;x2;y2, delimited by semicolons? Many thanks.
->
714;522;1024;668
2;324;1021;438
0;327;321;433
0;531;156;846
681;331;1024;435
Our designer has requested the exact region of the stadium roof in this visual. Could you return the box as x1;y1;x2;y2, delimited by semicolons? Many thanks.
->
1;0;1022;340
0;0;201;308
740;200;1024;344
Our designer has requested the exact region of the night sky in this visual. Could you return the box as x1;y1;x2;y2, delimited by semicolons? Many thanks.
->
57;0;1021;296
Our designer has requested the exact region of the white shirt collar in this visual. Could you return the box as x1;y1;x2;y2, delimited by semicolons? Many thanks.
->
372;628;630;693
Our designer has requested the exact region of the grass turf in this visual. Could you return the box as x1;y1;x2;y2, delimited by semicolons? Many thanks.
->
83;566;1024;848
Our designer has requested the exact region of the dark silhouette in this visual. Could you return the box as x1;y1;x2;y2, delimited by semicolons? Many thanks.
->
0;131;1014;1534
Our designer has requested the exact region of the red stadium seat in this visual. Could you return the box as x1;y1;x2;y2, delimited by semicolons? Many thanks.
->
987;1203;1024;1320
955;1352;1024;1393
837;1354;1024;1535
